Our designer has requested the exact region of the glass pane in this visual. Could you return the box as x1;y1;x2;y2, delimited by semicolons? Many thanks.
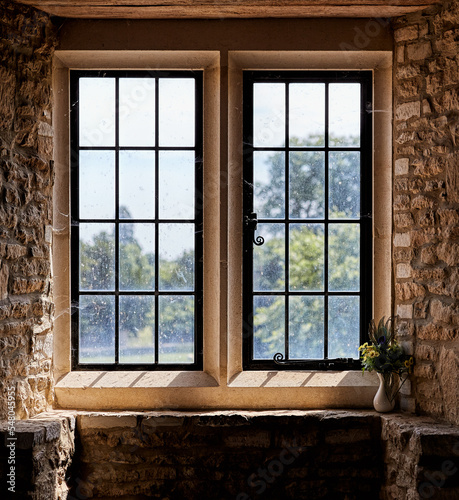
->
289;151;325;219
254;151;285;219
79;78;115;147
328;296;360;359
119;295;155;364
289;83;325;147
289;296;324;359
289;224;324;292
159;151;195;219
253;224;285;292
329;152;360;219
253;296;285;360
119;78;155;146
79;223;115;291
79;295;115;363
159;224;194;291
159;78;195;147
159;295;194;363
329;83;360;147
79;151;115;219
119;151;155;219
329;224;360;292
120;223;155;291
253;83;285;148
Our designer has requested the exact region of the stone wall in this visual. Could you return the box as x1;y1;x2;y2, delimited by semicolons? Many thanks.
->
0;412;75;499
73;411;383;499
0;0;56;420
393;0;459;426
381;413;459;499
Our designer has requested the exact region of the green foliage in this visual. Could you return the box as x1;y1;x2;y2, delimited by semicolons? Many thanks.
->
253;134;362;360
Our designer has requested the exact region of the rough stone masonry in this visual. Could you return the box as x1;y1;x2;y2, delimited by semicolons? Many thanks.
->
0;0;56;420
393;0;459;426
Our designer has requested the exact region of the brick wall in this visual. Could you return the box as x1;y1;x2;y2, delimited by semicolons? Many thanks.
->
393;0;459;426
0;0;56;420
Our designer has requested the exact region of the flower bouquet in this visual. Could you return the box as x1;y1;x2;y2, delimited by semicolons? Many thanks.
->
359;316;414;411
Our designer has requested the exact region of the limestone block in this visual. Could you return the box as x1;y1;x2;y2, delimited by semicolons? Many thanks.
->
0;262;8;300
395;282;426;301
395;158;409;176
437;242;459;266
396;263;412;279
394;232;411;247
430;299;454;324
394;25;419;42
395;101;421;121
396;304;413;319
407;41;432;61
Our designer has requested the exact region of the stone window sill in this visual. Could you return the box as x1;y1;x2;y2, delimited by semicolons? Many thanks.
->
54;370;379;411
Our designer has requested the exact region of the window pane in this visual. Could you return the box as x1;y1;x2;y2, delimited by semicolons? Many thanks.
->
79;295;115;363
119;151;155;219
119;223;155;291
253;83;285;147
159;78;195;147
289;83;325;147
289;224;324;292
119;295;155;364
329;83;360;147
79;223;115;291
79;78;115;146
328;296;360;359
79;151;115;219
253;224;285;292
119;78;155;147
159;295;194;364
329;152;360;219
254;151;285;219
159;151;195;219
289;151;325;219
328;224;360;292
289;296;324;359
253;295;285;360
159;224;194;291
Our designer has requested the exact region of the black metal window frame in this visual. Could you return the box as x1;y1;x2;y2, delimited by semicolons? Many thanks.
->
242;70;373;371
70;69;203;371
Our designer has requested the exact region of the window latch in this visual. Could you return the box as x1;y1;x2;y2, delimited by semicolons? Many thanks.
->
244;212;264;246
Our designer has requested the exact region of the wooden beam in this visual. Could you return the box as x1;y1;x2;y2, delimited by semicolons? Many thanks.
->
16;1;440;19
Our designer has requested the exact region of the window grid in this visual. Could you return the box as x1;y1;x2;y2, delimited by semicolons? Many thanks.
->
70;70;203;371
242;71;373;370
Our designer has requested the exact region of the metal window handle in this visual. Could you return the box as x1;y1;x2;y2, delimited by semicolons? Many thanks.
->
244;212;264;246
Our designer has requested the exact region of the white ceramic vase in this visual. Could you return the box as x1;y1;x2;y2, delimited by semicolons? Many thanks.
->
373;372;396;412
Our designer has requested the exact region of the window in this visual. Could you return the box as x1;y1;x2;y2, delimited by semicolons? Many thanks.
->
242;71;372;370
70;70;203;370
54;47;391;409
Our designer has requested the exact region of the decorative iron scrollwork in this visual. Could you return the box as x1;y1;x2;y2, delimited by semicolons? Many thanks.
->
244;212;264;246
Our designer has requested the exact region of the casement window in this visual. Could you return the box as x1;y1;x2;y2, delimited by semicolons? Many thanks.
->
70;70;203;370
55;45;391;409
242;71;373;370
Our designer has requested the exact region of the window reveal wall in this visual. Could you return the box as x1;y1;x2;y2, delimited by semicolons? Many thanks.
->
52;20;393;410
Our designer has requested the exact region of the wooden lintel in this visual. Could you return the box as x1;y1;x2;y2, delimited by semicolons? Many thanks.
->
16;1;440;19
